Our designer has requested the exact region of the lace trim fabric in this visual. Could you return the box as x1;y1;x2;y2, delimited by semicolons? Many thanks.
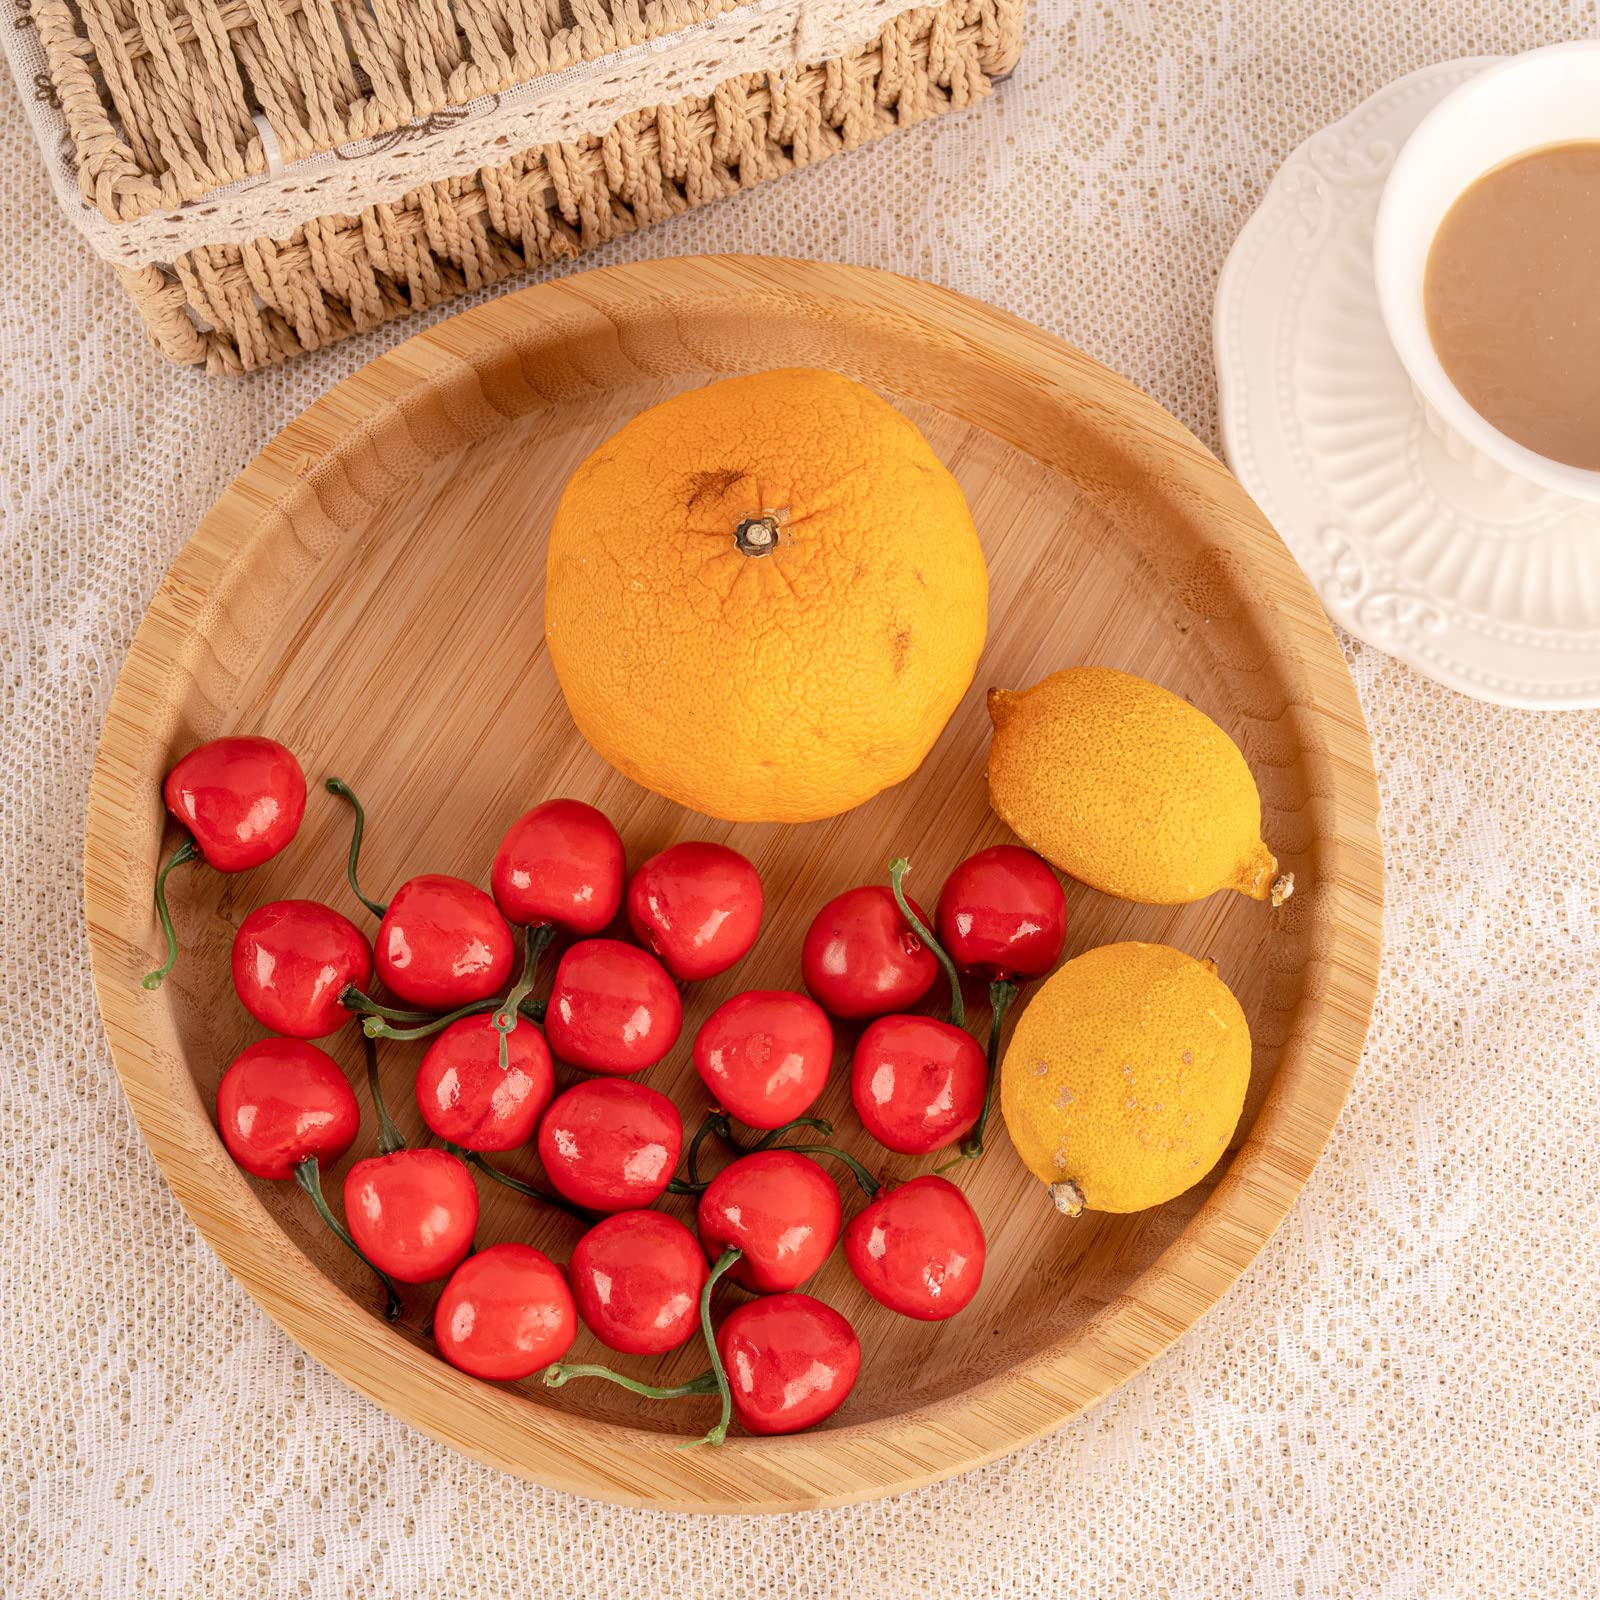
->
4;0;1022;367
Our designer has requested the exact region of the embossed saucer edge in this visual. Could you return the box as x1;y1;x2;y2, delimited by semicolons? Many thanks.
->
1215;56;1600;710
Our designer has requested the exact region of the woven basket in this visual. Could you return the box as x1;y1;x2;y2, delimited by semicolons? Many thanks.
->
7;0;1022;372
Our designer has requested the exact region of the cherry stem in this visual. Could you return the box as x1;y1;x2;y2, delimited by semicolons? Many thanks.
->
752;1115;833;1150
672;1112;838;1194
140;838;200;990
339;986;437;1026
447;1147;594;1223
695;1113;879;1198
363;1035;407;1155
684;1110;726;1189
686;1247;743;1448
543;1363;720;1400
888;857;964;1028
493;924;556;1069
960;978;1018;1161
779;1142;881;1200
538;1249;744;1448
362;994;546;1043
294;1156;402;1321
325;777;388;919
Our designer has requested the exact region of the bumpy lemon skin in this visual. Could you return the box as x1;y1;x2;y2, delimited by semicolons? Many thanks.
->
986;667;1279;904
999;941;1251;1214
544;369;988;825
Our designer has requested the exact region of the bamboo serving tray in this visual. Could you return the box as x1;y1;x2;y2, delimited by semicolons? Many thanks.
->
84;256;1383;1512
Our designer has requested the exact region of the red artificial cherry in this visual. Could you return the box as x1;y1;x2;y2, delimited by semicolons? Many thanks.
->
932;847;1067;1165
850;1014;987;1154
693;990;833;1130
543;938;682;1075
144;735;308;989
801;885;938;1019
230;899;373;1039
569;1210;708;1355
843;1175;986;1321
536;1078;683;1212
716;1294;861;1434
696;1149;842;1293
344;1145;479;1284
216;1037;401;1319
434;1243;577;1380
415;1013;555;1152
163;736;307;873
374;873;514;1010
626;841;764;981
491;799;626;935
935;845;1067;981
216;1038;359;1180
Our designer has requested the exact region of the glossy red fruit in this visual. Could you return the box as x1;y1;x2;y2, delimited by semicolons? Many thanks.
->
543;938;682;1075
434;1243;577;1380
716;1294;861;1435
491;799;626;935
163;736;307;872
692;990;832;1130
935;845;1067;981
230;899;373;1039
843;1175;986;1321
801;885;938;1020
536;1078;683;1212
850;1015;987;1155
374;874;514;1009
626;841;764;981
696;1149;842;1293
569;1210;708;1355
415;1014;555;1152
216;1039;359;1180
343;1146;479;1284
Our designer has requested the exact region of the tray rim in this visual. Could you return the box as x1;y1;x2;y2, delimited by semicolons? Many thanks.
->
84;254;1384;1512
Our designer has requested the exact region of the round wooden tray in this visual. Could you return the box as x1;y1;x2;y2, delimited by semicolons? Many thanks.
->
84;257;1382;1513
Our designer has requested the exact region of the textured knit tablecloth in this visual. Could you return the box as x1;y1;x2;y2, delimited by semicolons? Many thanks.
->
4;3;1599;1595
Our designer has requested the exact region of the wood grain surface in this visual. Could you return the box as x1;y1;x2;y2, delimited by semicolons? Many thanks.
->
83;256;1383;1512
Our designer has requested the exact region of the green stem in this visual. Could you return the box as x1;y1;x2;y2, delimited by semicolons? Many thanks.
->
450;1148;593;1223
541;1252;743;1447
889;857;964;1028
294;1156;402;1321
493;924;556;1069
141;838;201;990
325;777;388;919
672;1113;851;1196
684;1110;727;1189
685;1247;742;1447
339;985;438;1026
752;1115;833;1150
543;1364;720;1400
960;978;1018;1161
362;994;546;1043
780;1142;881;1200
364;1035;406;1155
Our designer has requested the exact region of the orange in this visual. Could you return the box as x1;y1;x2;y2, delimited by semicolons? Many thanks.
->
544;369;988;823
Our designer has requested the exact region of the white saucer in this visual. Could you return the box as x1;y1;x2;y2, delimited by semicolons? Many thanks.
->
1215;57;1600;709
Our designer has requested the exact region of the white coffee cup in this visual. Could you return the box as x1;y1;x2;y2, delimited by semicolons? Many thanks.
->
1373;40;1600;503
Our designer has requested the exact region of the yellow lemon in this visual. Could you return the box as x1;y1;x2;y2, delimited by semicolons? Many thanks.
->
986;667;1290;905
999;941;1251;1214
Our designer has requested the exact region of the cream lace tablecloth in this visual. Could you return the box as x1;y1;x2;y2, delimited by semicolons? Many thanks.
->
5;3;1599;1595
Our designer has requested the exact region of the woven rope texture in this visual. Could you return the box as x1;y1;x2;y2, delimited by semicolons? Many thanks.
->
21;0;1022;369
